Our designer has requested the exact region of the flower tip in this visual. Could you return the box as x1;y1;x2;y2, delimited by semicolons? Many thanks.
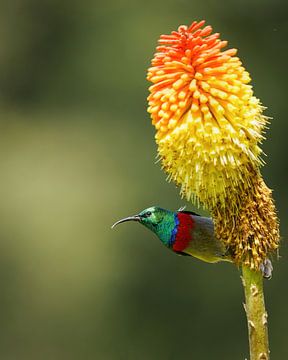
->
187;19;206;32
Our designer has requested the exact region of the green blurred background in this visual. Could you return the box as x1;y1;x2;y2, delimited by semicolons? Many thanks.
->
0;0;287;359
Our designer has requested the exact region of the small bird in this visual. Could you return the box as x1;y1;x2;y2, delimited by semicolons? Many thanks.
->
112;206;273;278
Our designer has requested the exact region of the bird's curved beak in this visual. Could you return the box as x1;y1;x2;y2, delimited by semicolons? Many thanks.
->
111;215;141;229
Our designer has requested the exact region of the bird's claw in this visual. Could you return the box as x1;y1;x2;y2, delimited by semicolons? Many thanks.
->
259;259;273;280
177;206;186;211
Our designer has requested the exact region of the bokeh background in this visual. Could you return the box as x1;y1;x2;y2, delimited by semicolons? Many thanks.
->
0;0;287;359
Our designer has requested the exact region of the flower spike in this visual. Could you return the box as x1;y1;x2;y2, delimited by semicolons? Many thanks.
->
147;20;279;269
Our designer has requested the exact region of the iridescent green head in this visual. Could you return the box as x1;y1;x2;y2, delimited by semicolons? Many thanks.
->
112;206;176;247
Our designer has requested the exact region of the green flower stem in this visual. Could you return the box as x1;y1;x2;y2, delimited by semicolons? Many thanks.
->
242;265;270;360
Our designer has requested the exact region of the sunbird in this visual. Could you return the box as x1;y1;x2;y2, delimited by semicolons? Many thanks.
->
112;206;272;278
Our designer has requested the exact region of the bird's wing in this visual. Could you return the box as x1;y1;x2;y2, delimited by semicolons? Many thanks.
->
177;210;201;216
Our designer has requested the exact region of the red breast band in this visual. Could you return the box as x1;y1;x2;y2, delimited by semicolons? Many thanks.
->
172;213;194;252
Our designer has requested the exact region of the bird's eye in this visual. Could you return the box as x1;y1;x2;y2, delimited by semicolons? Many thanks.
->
145;211;152;217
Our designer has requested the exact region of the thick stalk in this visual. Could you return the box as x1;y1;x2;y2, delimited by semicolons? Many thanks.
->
242;265;270;360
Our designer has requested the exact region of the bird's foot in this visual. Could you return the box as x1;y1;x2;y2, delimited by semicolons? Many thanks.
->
259;259;273;280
